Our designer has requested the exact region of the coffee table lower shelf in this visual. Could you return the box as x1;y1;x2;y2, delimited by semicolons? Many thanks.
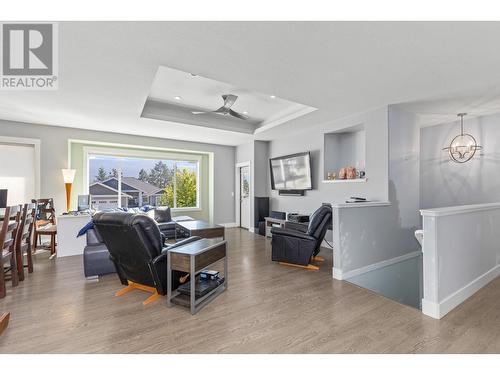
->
170;282;227;310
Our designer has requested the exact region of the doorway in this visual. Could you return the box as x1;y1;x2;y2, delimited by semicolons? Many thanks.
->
239;165;250;229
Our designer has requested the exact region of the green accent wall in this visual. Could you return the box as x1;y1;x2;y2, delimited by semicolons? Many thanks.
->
69;141;212;221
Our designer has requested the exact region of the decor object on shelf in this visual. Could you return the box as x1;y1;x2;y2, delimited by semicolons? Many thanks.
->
327;172;336;180
61;169;76;212
339;168;347;179
346;166;357;179
442;113;482;163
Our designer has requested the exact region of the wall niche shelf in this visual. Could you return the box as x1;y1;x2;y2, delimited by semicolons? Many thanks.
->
322;178;367;184
324;123;366;181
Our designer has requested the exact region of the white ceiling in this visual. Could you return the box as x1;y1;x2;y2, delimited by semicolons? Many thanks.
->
394;85;500;127
2;22;500;146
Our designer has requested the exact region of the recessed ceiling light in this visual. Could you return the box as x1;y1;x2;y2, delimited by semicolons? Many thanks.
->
270;95;276;99
243;111;248;115
173;96;182;101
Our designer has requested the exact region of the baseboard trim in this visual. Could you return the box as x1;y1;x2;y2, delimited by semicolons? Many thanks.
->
219;222;238;228
332;250;422;280
422;263;500;319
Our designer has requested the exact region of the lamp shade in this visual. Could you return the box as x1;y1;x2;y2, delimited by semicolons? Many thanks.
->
61;169;76;184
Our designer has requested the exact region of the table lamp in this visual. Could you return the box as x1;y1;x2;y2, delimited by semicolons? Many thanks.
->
62;169;76;212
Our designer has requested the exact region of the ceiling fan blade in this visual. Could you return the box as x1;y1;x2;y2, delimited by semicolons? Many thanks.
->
229;109;248;120
191;111;207;115
222;94;238;109
213;107;228;114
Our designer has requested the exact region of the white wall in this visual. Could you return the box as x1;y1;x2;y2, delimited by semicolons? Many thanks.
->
0;143;36;205
267;106;389;215
420;112;500;209
0;119;236;224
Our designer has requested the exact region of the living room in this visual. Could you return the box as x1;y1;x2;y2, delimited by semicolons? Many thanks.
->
2;2;500;373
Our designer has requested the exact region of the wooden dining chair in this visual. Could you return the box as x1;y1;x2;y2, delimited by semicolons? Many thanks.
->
14;203;36;281
0;312;9;335
0;206;20;299
32;199;57;258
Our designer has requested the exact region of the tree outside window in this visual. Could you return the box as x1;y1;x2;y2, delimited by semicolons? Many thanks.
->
159;162;197;208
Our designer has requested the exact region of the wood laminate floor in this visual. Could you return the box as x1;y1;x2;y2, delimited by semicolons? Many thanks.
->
1;228;500;353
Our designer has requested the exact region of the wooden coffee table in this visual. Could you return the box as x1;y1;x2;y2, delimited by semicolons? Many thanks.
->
167;238;227;314
176;220;225;240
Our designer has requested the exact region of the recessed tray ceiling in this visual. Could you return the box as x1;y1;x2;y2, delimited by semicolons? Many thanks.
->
141;65;317;134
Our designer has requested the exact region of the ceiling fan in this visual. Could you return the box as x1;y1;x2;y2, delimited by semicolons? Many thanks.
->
191;94;248;120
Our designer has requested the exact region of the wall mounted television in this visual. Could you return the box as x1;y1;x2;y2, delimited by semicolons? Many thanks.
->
270;152;312;194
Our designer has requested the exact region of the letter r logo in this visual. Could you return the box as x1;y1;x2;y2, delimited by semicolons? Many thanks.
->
2;24;53;75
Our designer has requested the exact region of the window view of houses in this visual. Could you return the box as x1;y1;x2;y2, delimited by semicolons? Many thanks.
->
88;155;198;209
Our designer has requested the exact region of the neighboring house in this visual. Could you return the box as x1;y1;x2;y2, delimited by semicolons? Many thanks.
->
89;176;165;208
88;182;133;209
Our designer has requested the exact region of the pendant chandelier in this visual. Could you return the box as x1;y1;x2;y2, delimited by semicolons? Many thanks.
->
442;113;482;163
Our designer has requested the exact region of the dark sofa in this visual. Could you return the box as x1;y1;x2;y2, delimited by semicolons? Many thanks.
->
83;227;116;279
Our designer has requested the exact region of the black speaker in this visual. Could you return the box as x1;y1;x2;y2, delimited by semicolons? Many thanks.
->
258;221;266;236
254;196;269;228
0;189;7;208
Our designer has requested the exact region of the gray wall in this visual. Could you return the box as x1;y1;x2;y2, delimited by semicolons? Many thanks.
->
332;107;421;282
235;141;253;164
0;119;236;224
387;106;421;253
267;106;389;215
388;106;421;231
253;140;269;197
420;112;500;209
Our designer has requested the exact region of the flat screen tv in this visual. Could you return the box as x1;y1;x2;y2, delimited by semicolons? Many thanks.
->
270;152;312;191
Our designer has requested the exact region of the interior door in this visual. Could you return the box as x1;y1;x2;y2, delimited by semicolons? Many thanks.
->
240;166;250;229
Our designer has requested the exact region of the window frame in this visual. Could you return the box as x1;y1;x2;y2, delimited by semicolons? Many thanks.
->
83;146;202;211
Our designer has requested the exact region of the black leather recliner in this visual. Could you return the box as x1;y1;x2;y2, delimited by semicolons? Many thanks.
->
92;211;199;294
271;205;332;266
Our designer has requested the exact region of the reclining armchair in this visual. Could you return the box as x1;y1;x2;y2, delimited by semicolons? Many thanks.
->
93;211;199;305
271;205;332;270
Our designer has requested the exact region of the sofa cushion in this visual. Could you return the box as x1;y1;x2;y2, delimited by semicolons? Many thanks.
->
83;244;116;277
86;227;104;245
154;207;171;223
